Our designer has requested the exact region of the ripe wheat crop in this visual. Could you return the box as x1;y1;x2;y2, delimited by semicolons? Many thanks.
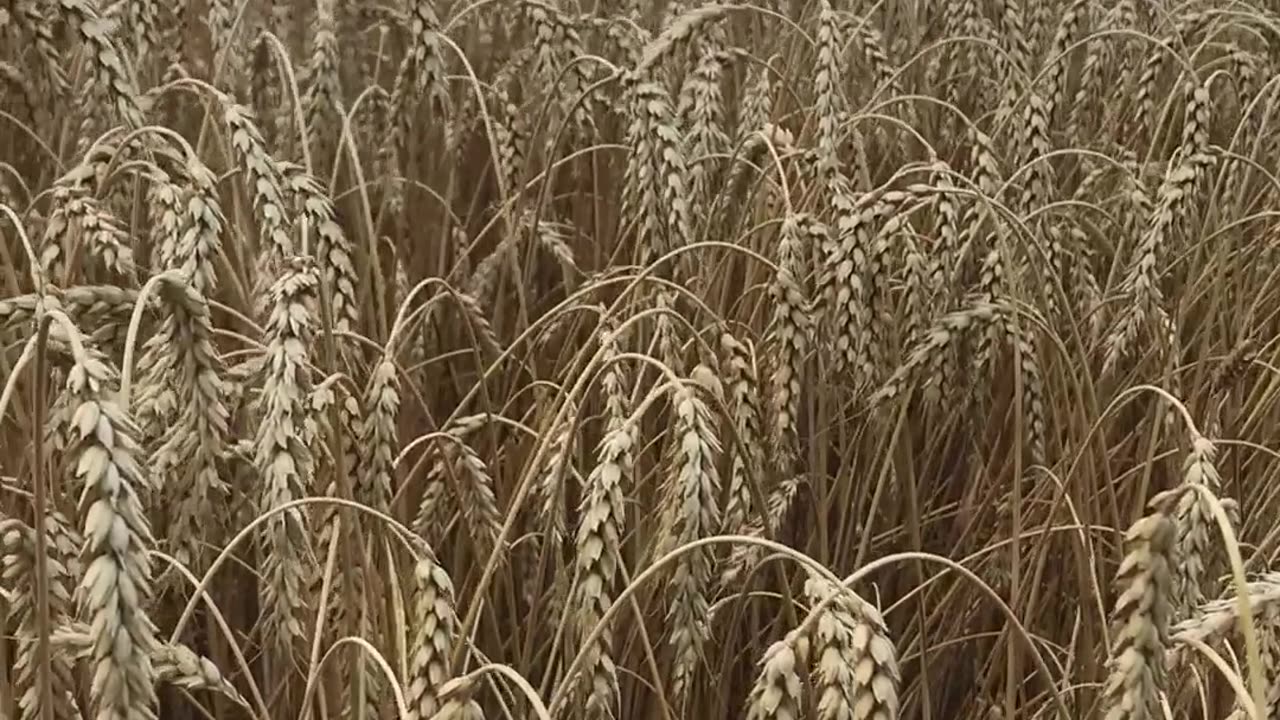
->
1;0;1279;719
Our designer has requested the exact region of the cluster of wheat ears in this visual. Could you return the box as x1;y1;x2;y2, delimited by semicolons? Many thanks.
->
4;0;1280;718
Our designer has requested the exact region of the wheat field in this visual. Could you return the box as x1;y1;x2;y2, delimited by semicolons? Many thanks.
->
1;0;1279;718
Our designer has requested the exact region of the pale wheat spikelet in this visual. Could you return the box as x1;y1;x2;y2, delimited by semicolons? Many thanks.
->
588;11;647;67
1015;89;1055;309
1171;436;1229;616
925;0;974;99
619;74;664;264
678;43;729;207
406;0;449;116
3;512;84;720
442;435;502;555
431;683;484;720
928;164;961;299
1173;574;1280;646
744;635;804;720
411;417;484;544
719;331;763;534
845;14;913;159
1132;14;1208;137
997;310;1048;466
637;78;694;268
1102;494;1177;720
0;287;137;339
1175;574;1280;718
654;289;684;373
0;61;40;126
381;0;448;194
533;395;577;557
149;159;223;297
971;248;1008;372
254;257;319;663
952;128;1002;285
152;642;248;707
823;179;873;379
311;378;376;719
901;235;929;350
14;0;67;94
804;575;900;720
224;102;294;306
56;0;146;128
1068;31;1105;142
358;358;398;512
1104;80;1213;373
521;0;595;132
52;622;249;708
250;33;284;151
124;0;159;66
823;179;940;384
870;300;1004;408
736;54;776;142
490;77;527;196
45;192;136;283
208;0;238;79
665;384;722;708
147;175;185;276
404;554;460;720
813;1;844;183
574;315;633;719
864;189;937;365
281;166;360;336
136;277;229;577
721;477;802;587
305;380;361;621
40;178;126;285
303;0;341;165
67;344;160;720
635;4;727;76
769;214;817;471
993;0;1032;126
1043;0;1089;128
